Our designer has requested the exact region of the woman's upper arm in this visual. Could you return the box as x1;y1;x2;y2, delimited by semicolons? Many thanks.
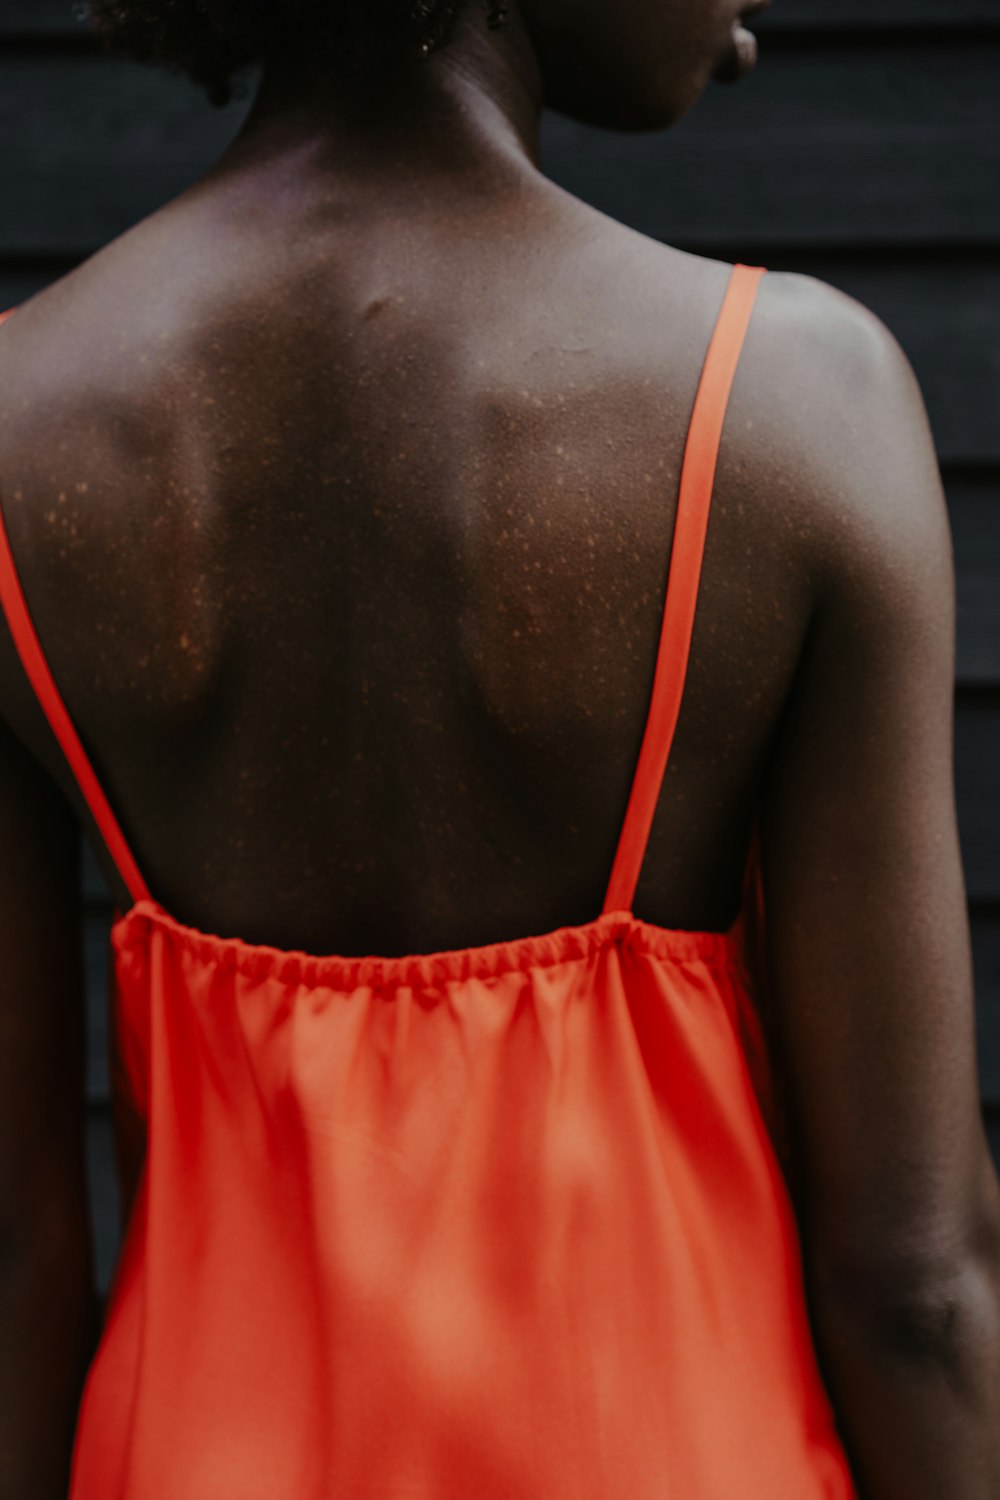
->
0;623;95;1488
757;275;1000;1293
0;694;89;1239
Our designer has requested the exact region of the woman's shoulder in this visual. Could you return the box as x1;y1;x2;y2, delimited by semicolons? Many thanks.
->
744;264;941;576
651;251;942;598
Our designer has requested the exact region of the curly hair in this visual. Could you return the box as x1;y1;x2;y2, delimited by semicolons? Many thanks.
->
81;0;510;110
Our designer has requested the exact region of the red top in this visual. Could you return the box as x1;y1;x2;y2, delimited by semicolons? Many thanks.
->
0;266;859;1498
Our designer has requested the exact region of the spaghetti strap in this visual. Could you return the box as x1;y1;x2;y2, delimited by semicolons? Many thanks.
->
602;262;766;916
0;355;152;906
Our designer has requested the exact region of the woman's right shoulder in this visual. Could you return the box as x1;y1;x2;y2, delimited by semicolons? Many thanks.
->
747;265;925;447
752;264;917;403
718;262;946;604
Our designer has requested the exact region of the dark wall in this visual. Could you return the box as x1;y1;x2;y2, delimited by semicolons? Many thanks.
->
1;0;999;1290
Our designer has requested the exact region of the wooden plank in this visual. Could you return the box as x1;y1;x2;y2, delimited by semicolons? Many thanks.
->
4;0;1000;38
83;842;108;905
758;0;1000;25
86;1105;120;1295
1;45;999;253
955;694;1000;904
0;1;85;36
541;42;1000;249
0;57;242;256
84;894;110;1103
985;1105;1000;1178
950;474;1000;685
974;910;1000;1104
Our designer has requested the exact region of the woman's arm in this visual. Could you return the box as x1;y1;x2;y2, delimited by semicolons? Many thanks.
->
759;276;1000;1498
0;708;97;1500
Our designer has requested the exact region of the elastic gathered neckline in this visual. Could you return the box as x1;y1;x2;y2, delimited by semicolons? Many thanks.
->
110;897;745;991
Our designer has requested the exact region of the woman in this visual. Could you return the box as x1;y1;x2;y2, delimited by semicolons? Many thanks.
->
0;1;998;1496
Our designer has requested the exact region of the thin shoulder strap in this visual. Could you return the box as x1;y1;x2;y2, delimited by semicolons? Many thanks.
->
0;309;151;905
602;262;766;916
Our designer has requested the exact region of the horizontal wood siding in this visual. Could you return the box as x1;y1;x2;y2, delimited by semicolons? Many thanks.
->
3;45;1000;251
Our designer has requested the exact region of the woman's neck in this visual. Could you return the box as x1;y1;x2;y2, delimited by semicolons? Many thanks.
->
212;6;546;197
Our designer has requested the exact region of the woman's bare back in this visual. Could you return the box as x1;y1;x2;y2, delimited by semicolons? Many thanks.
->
0;165;869;957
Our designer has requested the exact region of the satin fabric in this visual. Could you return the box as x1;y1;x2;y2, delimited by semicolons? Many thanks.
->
64;896;854;1499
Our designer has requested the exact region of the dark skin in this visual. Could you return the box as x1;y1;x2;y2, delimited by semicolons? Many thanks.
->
2;1;999;1495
